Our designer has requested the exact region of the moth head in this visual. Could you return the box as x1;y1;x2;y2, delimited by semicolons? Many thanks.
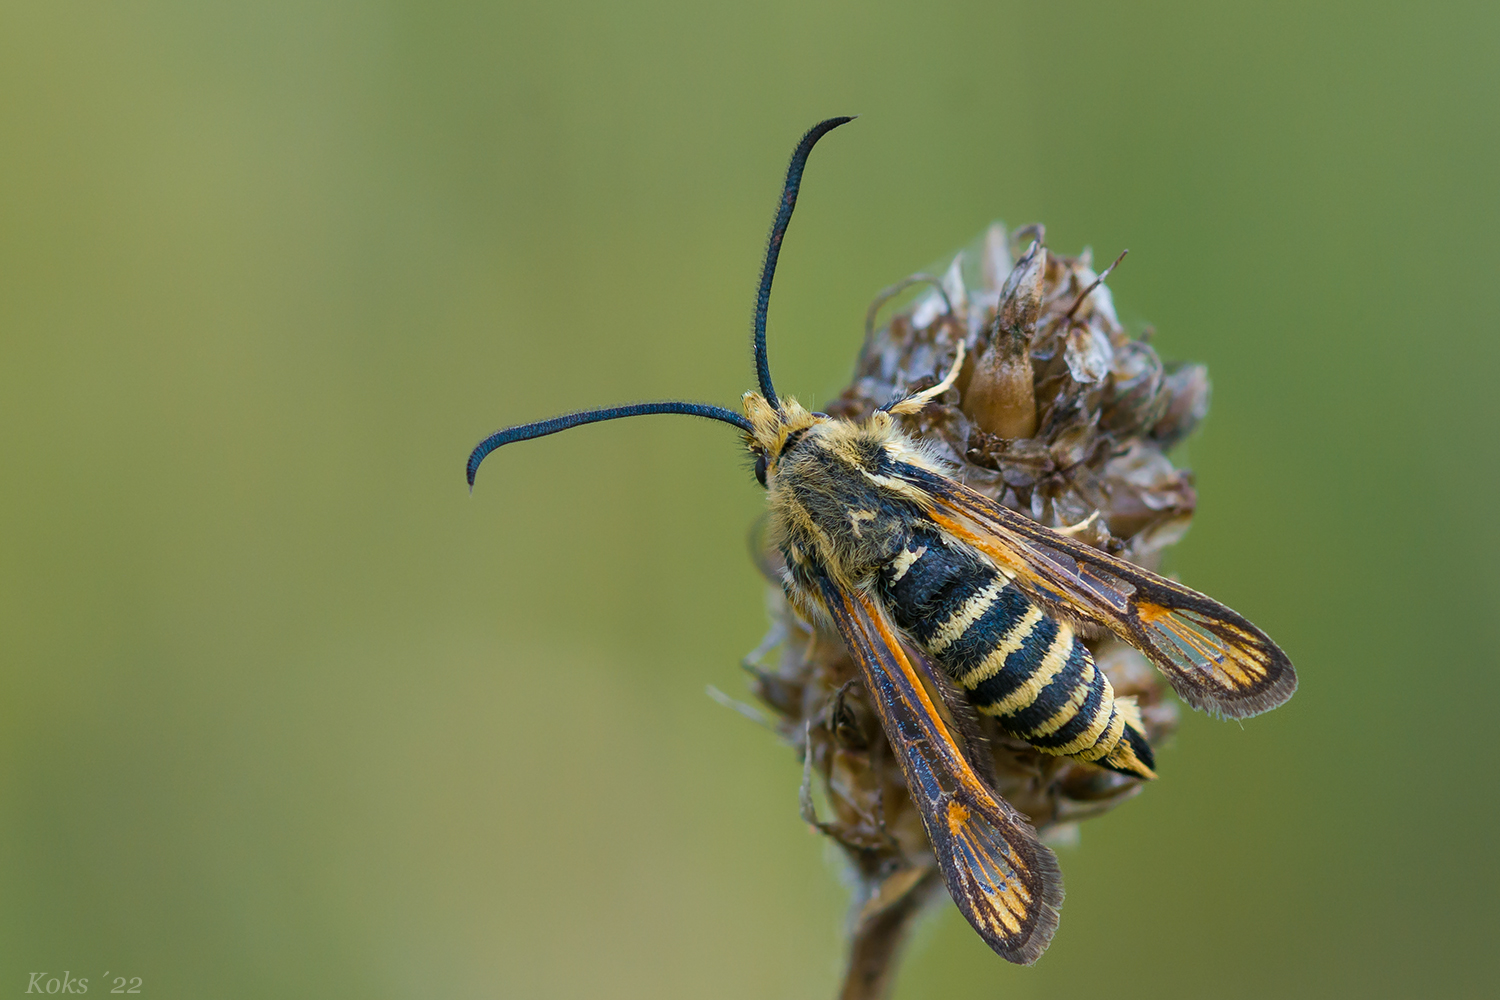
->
742;392;827;489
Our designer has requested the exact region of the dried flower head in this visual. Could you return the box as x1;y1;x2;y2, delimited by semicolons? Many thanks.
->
739;223;1207;999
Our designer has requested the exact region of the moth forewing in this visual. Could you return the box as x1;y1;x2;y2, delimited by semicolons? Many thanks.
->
821;581;1063;964
896;633;1000;794
910;469;1297;720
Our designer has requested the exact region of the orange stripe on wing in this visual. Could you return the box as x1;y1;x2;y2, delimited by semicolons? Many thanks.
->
928;510;1036;579
854;590;995;802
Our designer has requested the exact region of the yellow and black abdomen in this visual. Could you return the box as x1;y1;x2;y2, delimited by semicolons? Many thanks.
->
878;527;1155;779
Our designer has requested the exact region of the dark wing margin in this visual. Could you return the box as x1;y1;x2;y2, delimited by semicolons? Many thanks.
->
817;575;1063;965
905;466;1296;719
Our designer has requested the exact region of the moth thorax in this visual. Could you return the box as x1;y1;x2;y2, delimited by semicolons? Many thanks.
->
786;500;908;581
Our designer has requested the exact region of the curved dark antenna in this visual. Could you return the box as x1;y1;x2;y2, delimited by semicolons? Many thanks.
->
467;402;752;490
753;116;857;409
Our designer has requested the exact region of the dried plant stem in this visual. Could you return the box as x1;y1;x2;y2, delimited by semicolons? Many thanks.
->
839;868;943;1000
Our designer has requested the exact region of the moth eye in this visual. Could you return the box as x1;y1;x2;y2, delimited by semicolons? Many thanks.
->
754;452;768;488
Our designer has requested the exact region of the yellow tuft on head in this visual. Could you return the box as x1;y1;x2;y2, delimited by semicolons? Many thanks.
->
743;392;820;461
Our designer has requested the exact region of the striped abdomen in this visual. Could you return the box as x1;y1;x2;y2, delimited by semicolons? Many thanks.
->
878;528;1155;779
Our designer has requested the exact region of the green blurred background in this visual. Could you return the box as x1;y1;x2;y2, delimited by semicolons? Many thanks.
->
2;1;1496;997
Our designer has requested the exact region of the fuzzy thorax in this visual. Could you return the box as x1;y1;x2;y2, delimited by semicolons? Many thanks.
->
744;393;952;591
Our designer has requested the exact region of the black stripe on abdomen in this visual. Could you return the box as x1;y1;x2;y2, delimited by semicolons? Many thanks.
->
935;583;1035;677
1013;645;1109;751
879;534;1124;764
880;530;992;647
997;637;1085;731
963;608;1060;709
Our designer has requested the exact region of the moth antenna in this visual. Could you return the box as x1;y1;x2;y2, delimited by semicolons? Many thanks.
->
466;401;751;491
884;341;966;415
1064;248;1129;321
753;116;857;409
